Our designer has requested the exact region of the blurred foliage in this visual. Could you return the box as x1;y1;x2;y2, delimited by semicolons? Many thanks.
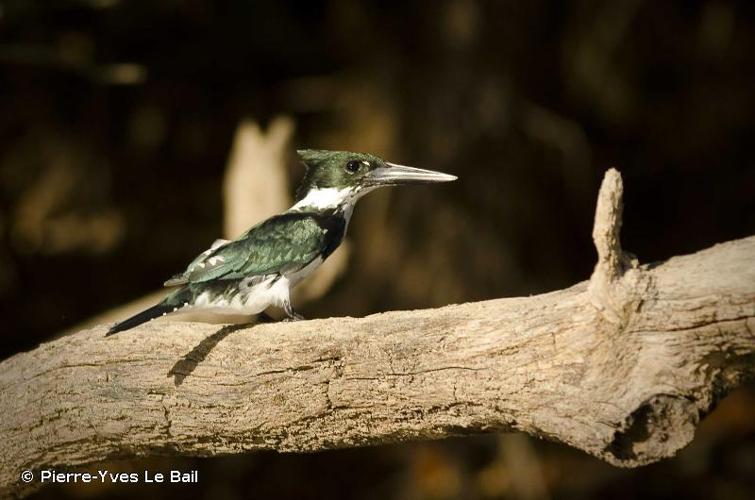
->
1;0;753;499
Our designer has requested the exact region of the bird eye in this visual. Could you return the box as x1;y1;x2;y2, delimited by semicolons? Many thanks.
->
345;160;361;174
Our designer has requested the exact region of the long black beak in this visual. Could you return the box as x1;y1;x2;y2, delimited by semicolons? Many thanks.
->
366;162;458;187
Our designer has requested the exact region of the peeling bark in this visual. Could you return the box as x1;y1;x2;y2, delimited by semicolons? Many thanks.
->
1;170;753;497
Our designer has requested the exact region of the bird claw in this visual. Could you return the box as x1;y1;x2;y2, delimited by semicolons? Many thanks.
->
283;299;304;321
283;313;305;322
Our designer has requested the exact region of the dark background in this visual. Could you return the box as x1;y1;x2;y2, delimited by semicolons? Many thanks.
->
1;0;753;498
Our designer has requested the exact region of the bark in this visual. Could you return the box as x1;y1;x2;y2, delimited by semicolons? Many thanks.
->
1;169;753;497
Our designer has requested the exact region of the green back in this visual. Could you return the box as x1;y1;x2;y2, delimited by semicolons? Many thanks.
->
168;213;331;285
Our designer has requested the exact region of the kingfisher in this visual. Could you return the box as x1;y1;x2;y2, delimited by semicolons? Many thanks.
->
106;149;456;335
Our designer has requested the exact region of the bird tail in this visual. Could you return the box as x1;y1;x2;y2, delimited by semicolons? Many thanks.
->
106;302;176;336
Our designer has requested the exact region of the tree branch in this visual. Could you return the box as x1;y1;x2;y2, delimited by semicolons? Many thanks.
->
2;170;754;497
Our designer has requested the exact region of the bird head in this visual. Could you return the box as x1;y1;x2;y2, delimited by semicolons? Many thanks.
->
293;149;457;210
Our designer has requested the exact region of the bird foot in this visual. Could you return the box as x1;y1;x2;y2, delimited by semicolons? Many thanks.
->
258;311;304;322
283;313;305;322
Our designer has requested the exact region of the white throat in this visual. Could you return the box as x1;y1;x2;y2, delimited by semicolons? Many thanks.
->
290;187;365;211
288;185;372;239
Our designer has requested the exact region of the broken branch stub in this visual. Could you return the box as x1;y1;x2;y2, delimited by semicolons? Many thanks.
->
588;168;644;323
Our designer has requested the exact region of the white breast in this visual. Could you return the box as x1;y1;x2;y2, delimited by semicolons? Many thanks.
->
186;254;324;316
192;275;292;315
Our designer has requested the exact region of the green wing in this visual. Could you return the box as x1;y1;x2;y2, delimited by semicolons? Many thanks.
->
165;214;326;286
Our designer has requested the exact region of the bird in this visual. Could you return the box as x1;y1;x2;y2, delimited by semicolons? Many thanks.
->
106;149;457;336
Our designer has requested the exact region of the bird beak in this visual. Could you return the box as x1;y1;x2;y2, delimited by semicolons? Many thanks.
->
366;162;458;187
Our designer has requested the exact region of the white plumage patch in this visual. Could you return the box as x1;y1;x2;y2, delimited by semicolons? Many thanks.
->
180;256;325;316
207;255;225;266
291;187;356;210
191;275;291;315
289;187;373;236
